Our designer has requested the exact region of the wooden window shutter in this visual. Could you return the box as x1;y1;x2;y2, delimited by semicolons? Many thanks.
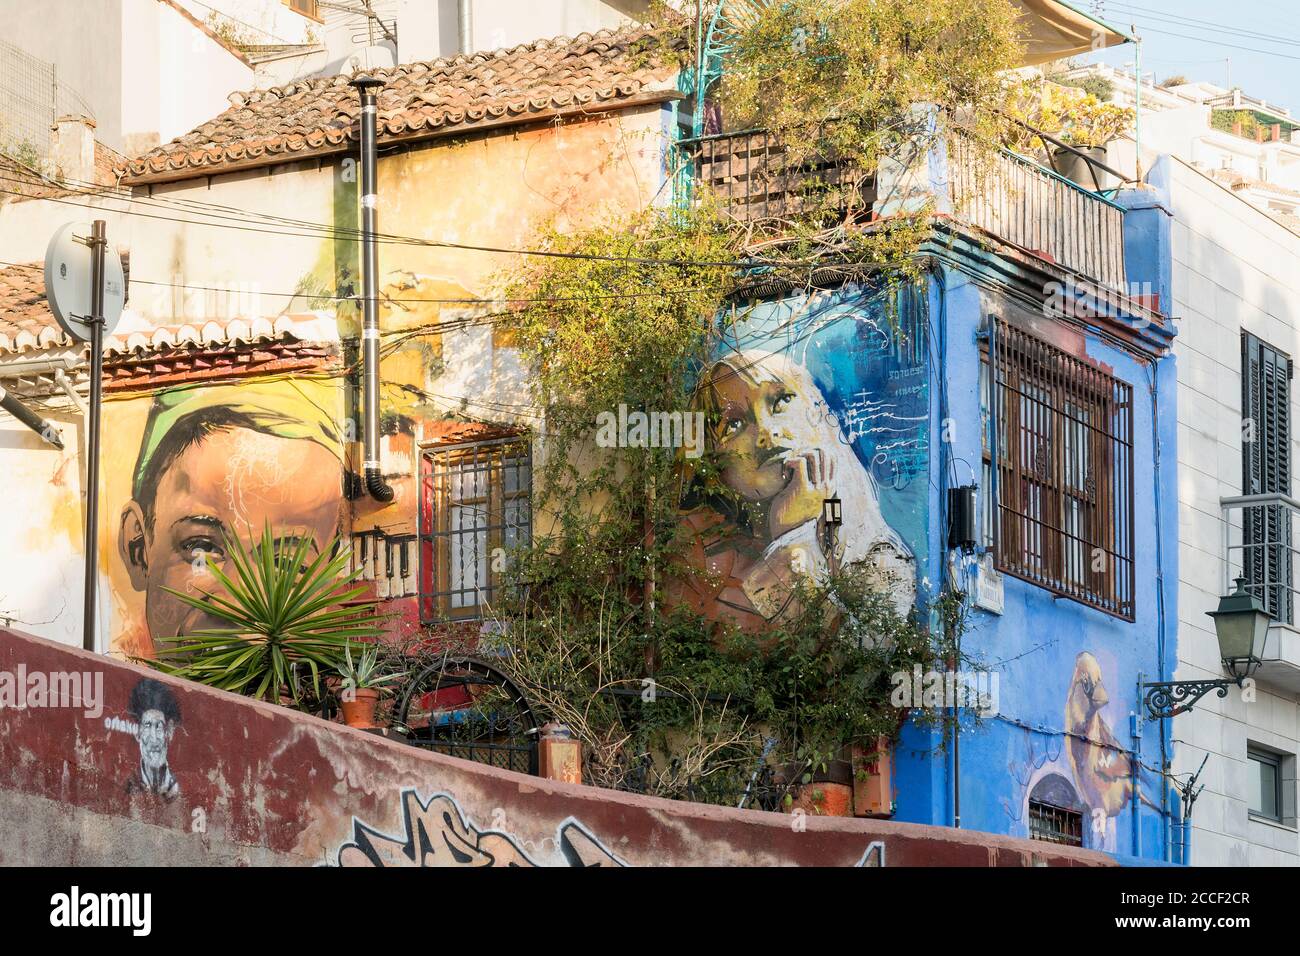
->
1241;331;1293;621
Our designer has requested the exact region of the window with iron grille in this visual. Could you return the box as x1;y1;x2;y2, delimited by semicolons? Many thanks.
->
419;439;531;621
1241;332;1293;622
982;318;1135;620
1027;800;1084;846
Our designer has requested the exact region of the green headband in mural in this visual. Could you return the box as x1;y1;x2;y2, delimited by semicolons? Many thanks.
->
131;378;344;501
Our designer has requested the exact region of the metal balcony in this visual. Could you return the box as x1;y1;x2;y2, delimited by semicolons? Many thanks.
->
947;135;1129;291
676;126;1128;291
675;128;875;227
1221;493;1300;693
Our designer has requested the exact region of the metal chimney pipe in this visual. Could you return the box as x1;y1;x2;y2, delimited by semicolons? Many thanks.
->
458;0;473;54
349;75;394;502
0;385;64;448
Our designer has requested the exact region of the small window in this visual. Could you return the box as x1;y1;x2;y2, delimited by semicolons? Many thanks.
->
284;0;320;21
1028;800;1084;846
982;317;1136;619
419;438;531;621
1248;748;1283;822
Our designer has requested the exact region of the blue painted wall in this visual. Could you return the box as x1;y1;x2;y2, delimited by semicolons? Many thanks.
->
888;233;1179;862
696;251;1177;861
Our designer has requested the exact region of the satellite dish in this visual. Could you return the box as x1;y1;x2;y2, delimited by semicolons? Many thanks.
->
43;221;126;342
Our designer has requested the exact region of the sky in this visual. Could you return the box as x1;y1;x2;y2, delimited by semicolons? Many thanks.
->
1072;0;1300;114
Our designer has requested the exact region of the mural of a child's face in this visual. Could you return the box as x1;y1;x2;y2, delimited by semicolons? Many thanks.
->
710;359;831;503
119;427;343;646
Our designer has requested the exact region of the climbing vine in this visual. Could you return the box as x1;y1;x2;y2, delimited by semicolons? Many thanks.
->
470;0;1029;804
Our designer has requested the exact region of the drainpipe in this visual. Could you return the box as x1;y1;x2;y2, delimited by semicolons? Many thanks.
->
350;75;394;503
458;0;473;54
0;385;63;448
1129;711;1142;858
54;369;86;415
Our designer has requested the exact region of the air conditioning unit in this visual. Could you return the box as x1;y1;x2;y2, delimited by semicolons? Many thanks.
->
349;44;396;72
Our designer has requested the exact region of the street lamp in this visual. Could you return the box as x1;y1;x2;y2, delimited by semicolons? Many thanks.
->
822;496;842;575
1142;577;1271;719
822;496;843;529
1210;577;1272;681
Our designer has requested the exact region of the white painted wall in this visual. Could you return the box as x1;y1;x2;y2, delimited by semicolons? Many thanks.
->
1130;149;1300;866
175;0;319;46
458;0;649;54
0;394;90;650
203;0;655;80
0;0;253;156
0;0;124;147
123;0;255;155
1073;65;1300;221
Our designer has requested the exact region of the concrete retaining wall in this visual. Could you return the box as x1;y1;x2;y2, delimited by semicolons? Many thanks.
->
0;627;1115;867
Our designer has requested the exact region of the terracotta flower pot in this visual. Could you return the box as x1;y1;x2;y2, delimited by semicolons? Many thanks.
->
341;688;380;729
790;782;854;817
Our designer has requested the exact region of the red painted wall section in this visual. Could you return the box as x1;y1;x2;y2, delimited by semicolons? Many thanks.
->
0;628;1116;867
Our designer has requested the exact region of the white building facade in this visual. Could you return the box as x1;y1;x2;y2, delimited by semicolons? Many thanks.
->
1108;121;1300;863
1069;64;1300;227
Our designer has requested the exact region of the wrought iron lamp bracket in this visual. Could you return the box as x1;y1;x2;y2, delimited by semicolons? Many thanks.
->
1141;676;1243;719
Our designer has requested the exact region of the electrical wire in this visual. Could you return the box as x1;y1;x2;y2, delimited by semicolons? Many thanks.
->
0;256;718;309
1108;2;1300;48
0;117;936;272
1135;28;1300;63
0;176;815;271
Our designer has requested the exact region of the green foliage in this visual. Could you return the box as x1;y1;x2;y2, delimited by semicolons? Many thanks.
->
1210;109;1287;141
475;2;1005;802
0;135;43;172
505;203;737;430
482;566;946;796
1061;74;1116;101
204;11;264;50
501;202;738;538
339;642;403;694
717;0;1024;201
146;524;385;703
493;211;960;799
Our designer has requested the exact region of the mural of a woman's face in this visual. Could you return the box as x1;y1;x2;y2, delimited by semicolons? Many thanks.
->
709;357;832;503
119;427;343;646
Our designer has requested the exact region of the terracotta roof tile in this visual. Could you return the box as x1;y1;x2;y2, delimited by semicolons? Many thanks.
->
0;262;339;357
0;264;71;354
122;24;682;185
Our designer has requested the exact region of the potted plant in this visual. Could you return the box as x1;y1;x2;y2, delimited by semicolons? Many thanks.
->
792;757;855;817
779;747;856;817
337;642;402;729
1002;80;1133;192
1045;90;1133;192
146;523;386;708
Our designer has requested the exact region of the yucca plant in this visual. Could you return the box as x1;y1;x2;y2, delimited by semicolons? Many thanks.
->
148;523;386;704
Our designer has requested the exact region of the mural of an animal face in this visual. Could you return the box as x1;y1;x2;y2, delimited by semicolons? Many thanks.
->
117;380;346;651
1067;651;1109;729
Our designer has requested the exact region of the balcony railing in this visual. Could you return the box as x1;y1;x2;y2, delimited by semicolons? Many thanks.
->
1220;493;1300;692
677;126;1128;291
1221;493;1298;625
676;128;876;226
948;135;1128;291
